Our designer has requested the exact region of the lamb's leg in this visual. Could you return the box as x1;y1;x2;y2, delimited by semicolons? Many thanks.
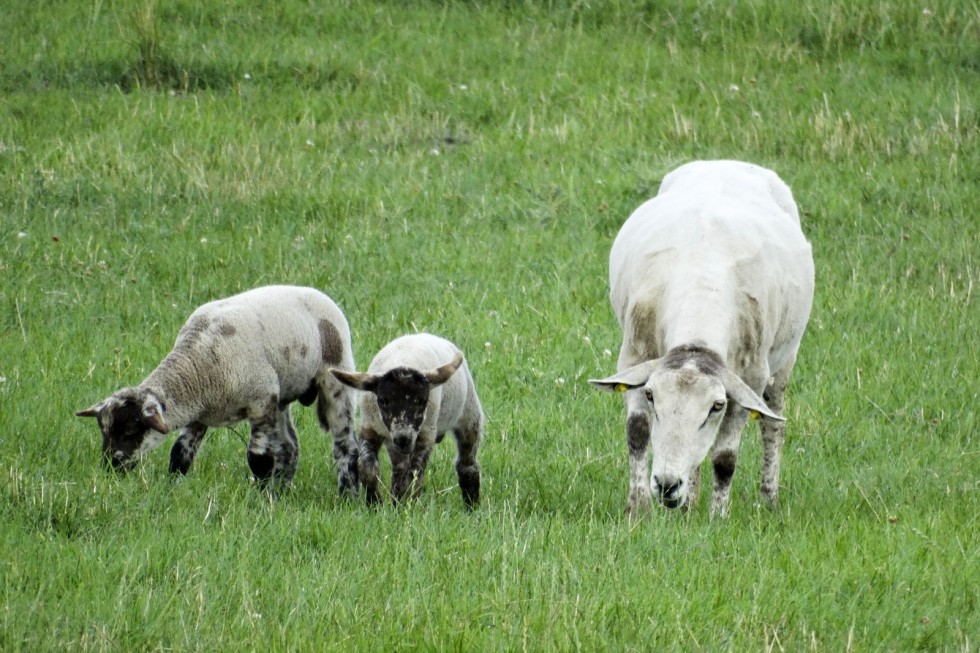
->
246;407;298;493
406;441;434;500
760;362;792;508
389;442;413;503
316;379;360;498
709;406;748;518
453;416;483;508
358;429;384;506
169;423;207;475
624;390;653;518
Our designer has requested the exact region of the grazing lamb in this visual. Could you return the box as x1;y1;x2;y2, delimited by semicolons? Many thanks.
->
589;160;814;518
330;333;484;507
76;285;360;496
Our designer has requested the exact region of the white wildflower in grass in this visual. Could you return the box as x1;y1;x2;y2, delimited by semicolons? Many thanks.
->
200;237;208;244
602;349;612;358
17;232;27;239
555;377;566;387
583;336;592;345
729;83;740;92
484;341;492;351
243;73;252;80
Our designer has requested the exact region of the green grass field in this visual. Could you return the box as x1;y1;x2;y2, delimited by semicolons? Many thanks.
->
1;1;977;650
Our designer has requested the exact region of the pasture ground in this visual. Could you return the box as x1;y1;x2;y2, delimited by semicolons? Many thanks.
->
1;1;976;650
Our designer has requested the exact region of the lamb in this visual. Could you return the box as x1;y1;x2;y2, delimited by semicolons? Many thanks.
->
589;160;814;518
330;333;484;507
76;285;361;496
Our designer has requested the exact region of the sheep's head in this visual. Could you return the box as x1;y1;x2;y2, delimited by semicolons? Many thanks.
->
331;352;463;453
75;388;169;472
590;346;782;510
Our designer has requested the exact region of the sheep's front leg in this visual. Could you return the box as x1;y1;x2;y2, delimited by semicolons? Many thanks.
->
624;390;653;518
709;406;748;518
388;443;414;503
317;380;360;498
246;407;298;492
169;423;208;475
358;429;384;506
453;418;483;508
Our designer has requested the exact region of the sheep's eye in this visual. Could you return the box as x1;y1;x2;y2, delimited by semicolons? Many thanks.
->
710;400;726;413
644;388;654;403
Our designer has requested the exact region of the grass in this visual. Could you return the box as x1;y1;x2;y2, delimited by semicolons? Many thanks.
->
1;0;977;650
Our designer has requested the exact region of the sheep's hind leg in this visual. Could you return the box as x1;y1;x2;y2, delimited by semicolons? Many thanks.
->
358;430;384;506
169;423;207;475
453;419;482;508
246;408;298;494
317;380;360;498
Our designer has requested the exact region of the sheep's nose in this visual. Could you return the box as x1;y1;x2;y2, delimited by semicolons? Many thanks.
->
654;475;684;509
393;435;414;454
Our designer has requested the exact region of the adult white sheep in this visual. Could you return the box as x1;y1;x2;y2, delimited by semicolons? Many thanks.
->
76;285;360;496
590;160;814;518
330;333;484;507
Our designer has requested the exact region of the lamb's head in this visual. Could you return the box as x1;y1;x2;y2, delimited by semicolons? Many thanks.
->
331;352;463;453
75;388;169;472
590;346;782;510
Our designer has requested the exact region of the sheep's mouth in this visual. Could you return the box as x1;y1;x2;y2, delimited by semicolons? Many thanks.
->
103;451;137;474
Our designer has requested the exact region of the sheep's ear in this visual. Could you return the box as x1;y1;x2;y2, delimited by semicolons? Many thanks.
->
75;403;104;418
141;404;169;434
720;369;784;422
424;351;463;386
330;368;379;393
588;360;659;393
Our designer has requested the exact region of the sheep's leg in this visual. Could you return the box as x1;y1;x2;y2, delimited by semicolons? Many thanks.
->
316;378;360;498
709;406;749;518
246;407;298;492
406;440;434;500
453;419;483;508
760;363;791;508
388;442;413;503
624;390;653;518
358;429;384;506
169;423;207;475
684;464;701;511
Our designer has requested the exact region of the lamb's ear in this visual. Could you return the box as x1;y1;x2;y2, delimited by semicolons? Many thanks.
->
424;351;464;386
720;369;784;422
141;400;169;434
330;368;379;393
588;360;659;393
75;402;104;418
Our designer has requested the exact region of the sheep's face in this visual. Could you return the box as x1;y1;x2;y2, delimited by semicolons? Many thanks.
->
644;368;728;509
373;369;431;454
76;389;169;472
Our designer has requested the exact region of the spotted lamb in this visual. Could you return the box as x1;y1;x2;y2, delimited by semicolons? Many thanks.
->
331;333;484;507
76;285;360;496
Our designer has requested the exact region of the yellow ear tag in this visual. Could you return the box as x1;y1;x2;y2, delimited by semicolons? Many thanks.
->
749;410;761;420
615;384;629;393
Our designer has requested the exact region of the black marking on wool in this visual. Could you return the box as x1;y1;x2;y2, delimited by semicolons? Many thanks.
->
319;319;344;365
713;450;738;486
626;412;651;454
218;322;236;337
627;302;663;360
662;345;725;375
298;379;318;407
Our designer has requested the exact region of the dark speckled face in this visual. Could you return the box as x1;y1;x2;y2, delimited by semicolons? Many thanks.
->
96;398;152;471
77;389;169;472
374;369;430;451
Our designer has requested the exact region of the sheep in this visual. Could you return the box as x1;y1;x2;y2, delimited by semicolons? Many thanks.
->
330;333;484;507
589;160;814;518
76;285;360;496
